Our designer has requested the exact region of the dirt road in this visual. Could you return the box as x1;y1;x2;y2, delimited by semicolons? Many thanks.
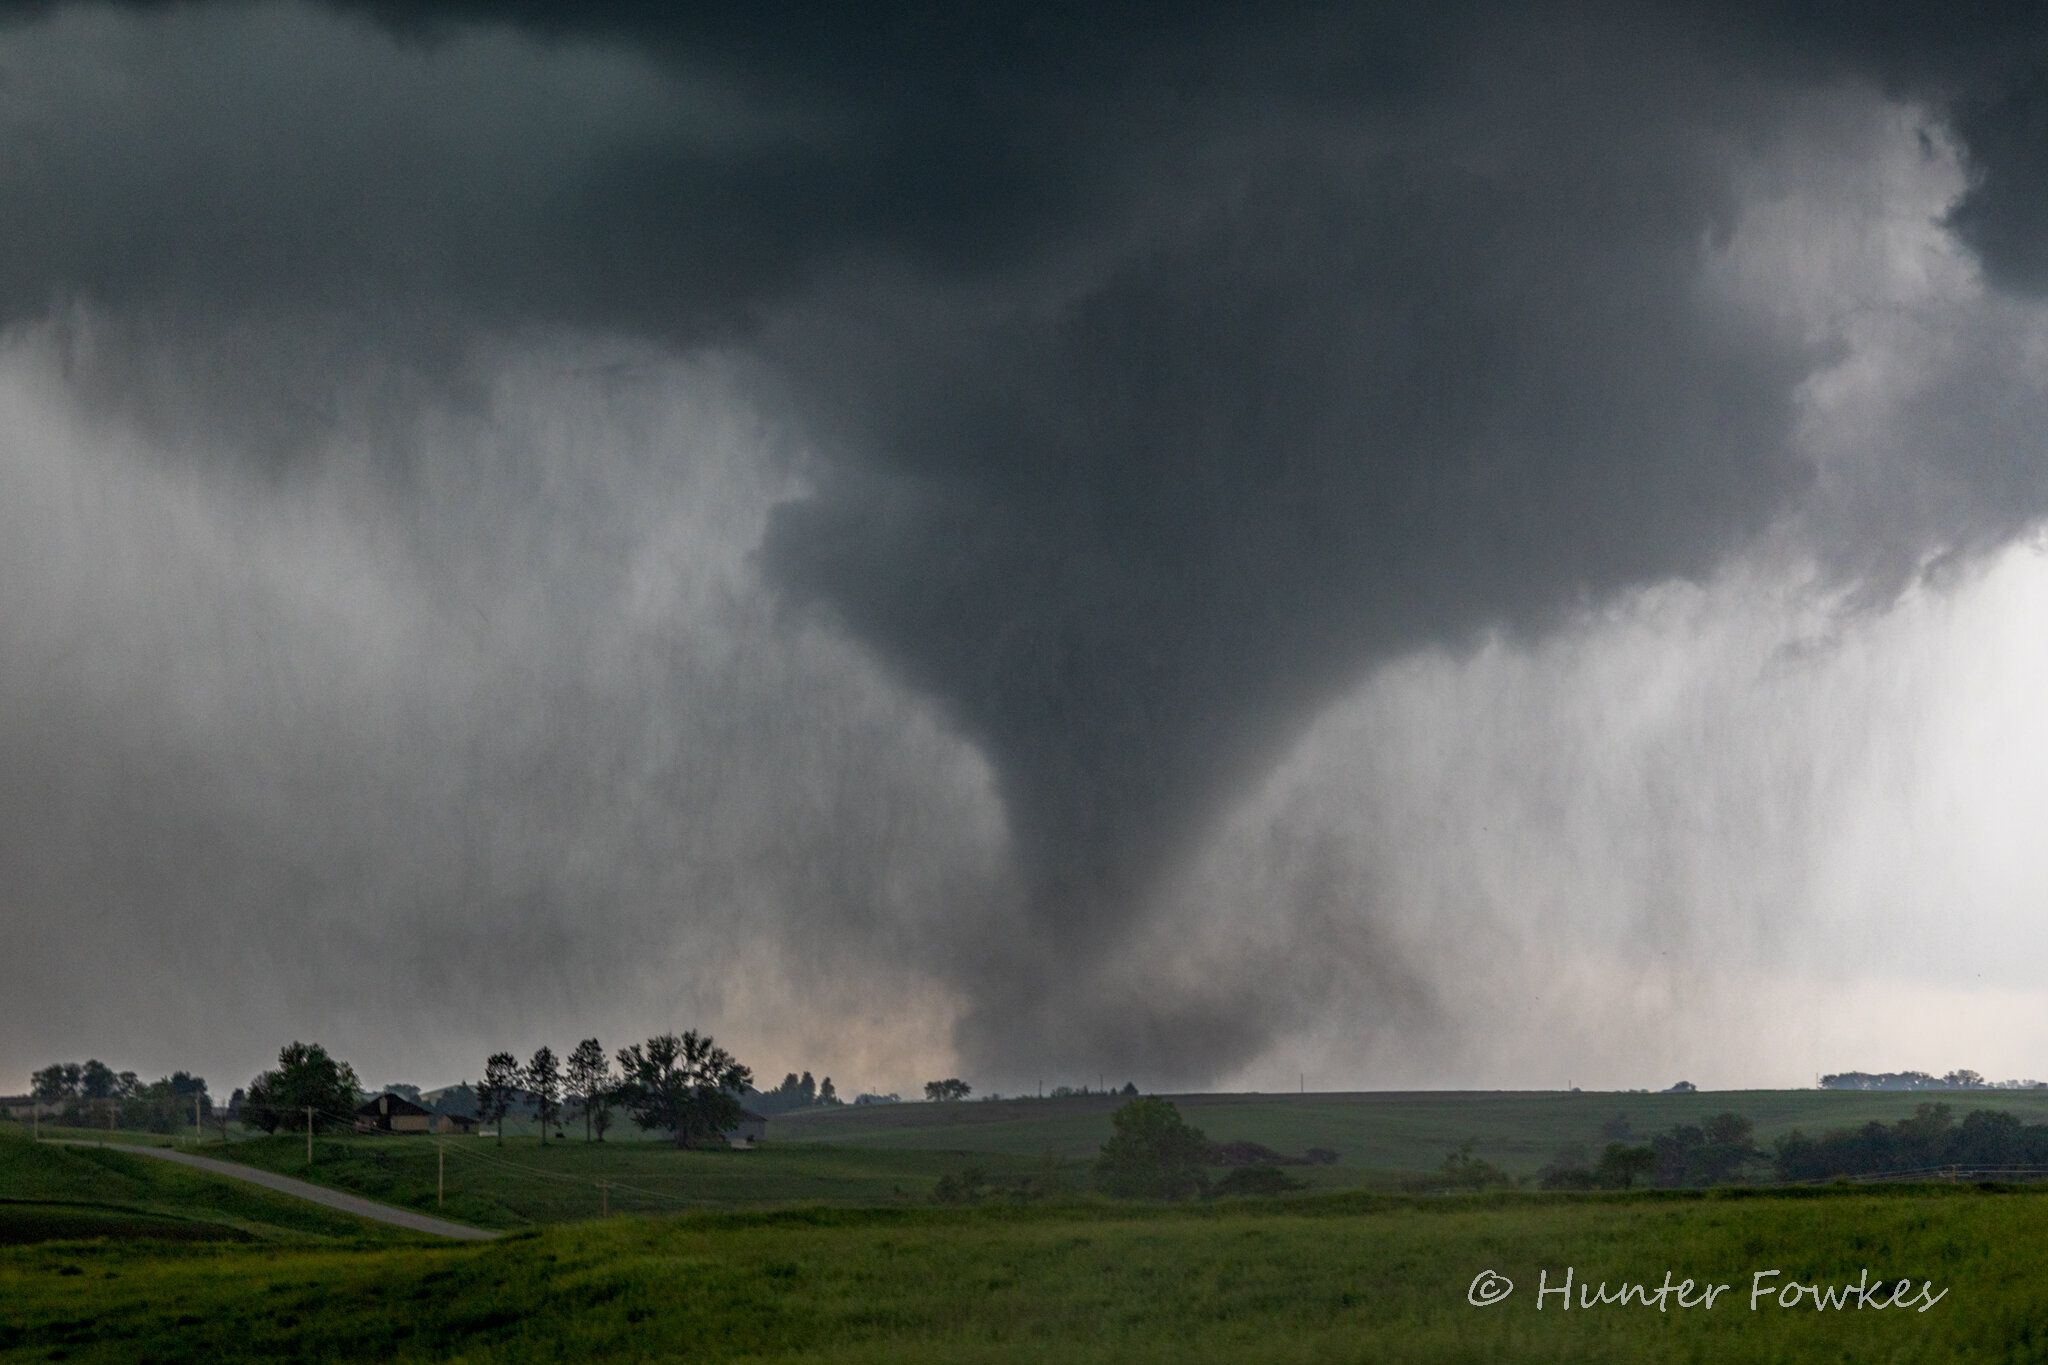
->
45;1140;500;1240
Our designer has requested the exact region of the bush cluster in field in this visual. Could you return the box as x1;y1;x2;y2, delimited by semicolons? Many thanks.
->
1535;1102;2048;1190
1088;1097;1332;1202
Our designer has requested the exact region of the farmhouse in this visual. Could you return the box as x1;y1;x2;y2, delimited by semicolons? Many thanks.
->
354;1092;434;1133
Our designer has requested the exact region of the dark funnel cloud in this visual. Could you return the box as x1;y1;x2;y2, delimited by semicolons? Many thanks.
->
5;0;2048;1085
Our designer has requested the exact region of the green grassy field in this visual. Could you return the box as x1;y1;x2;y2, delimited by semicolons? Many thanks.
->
4;1124;189;1147
3;1186;2042;1361
775;1089;2048;1176
0;1131;420;1244
19;1084;2048;1238
206;1133;1083;1228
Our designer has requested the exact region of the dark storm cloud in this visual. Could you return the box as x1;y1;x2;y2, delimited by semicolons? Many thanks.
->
7;0;2048;1082
759;87;1812;1060
1948;72;2048;293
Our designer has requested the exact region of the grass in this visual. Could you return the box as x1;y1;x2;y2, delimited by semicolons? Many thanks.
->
0;1131;422;1243
774;1089;2048;1177
29;1085;2045;1182
6;1124;188;1147
204;1133;1082;1229
3;1185;2044;1361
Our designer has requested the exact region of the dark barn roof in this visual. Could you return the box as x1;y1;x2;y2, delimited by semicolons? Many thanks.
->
356;1092;433;1119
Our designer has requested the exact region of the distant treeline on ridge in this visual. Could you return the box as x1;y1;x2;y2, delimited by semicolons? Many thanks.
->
1819;1069;2047;1091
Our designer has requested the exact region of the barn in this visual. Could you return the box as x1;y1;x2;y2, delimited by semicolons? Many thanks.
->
354;1092;434;1133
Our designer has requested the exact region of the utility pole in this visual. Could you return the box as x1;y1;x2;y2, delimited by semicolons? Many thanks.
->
438;1140;445;1207
599;1180;608;1218
306;1106;314;1165
194;1095;202;1145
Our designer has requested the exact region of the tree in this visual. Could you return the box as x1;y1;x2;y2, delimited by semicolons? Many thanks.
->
124;1075;210;1135
1210;1166;1306;1198
1596;1142;1658;1189
565;1038;614;1143
1439;1142;1514;1189
79;1058;116;1125
29;1062;75;1132
242;1077;276;1133
30;1063;72;1128
923;1078;971;1102
477;1052;522;1144
30;1063;75;1105
211;1088;242;1143
753;1071;836;1115
242;1042;362;1135
79;1059;115;1100
527;1046;561;1144
614;1031;753;1149
1094;1097;1211;1200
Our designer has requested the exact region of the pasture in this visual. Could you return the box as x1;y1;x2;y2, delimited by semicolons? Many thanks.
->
3;1184;2041;1361
211;1132;1075;1228
0;1131;417;1244
775;1087;2048;1176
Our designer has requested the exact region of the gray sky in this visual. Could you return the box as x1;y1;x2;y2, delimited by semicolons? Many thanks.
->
5;1;2048;1098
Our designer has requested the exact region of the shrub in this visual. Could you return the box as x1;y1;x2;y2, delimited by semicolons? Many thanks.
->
1095;1097;1211;1201
1209;1166;1306;1198
1439;1142;1515;1189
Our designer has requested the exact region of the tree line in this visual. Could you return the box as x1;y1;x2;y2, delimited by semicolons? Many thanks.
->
753;1070;841;1114
1087;1098;2048;1200
469;1031;752;1149
229;1030;752;1150
1529;1103;2048;1189
1774;1103;2048;1180
28;1060;212;1134
1818;1069;2014;1091
1531;1113;1758;1189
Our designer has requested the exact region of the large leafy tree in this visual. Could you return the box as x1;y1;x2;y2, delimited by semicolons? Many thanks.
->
242;1042;362;1135
125;1074;211;1135
614;1031;752;1149
565;1038;613;1143
476;1052;522;1144
30;1062;78;1129
30;1063;75;1104
1094;1097;1211;1201
79;1059;116;1103
527;1046;561;1143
